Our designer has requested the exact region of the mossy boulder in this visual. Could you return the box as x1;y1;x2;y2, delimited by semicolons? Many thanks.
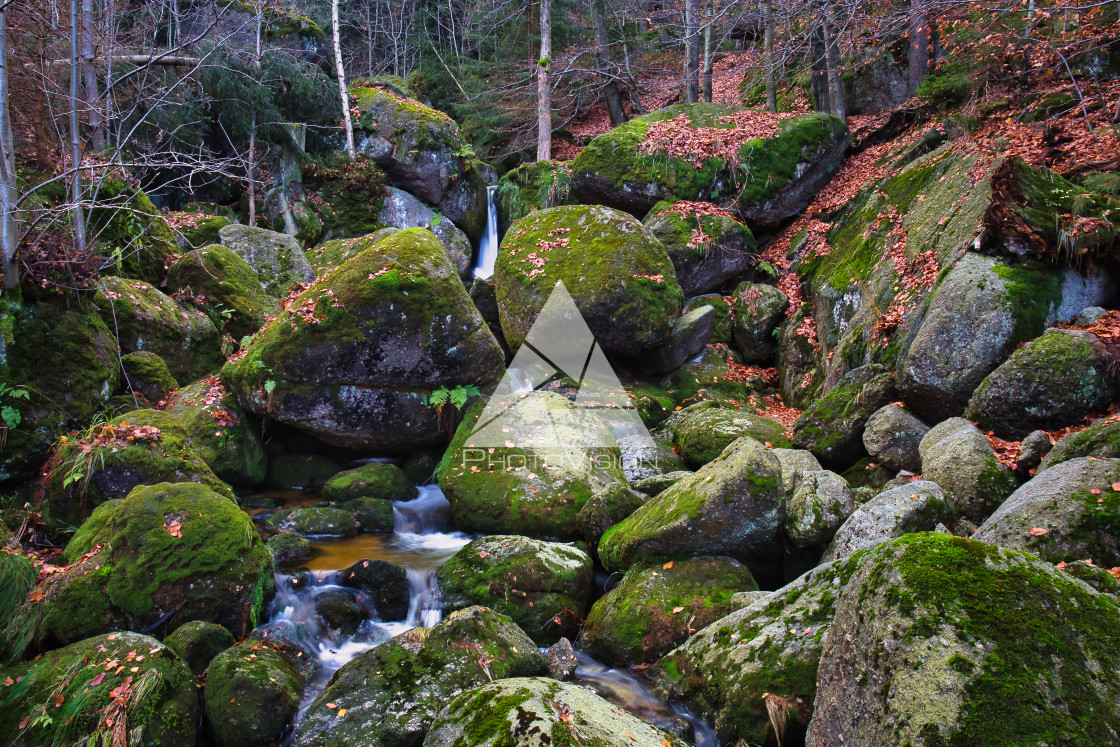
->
576;482;649;543
165;244;281;340
343;497;395;533
223;228;503;450
822;480;954;561
918;417;1018;523
860;403;928;473
570;104;848;225
164;620;236;675
267;531;314;563
1040;416;1120;469
438;393;630;540
684;294;736;345
437;536;594;644
22;483;271;656
0;297;120;481
267;507;357;537
379;186;473;277
791;363;898;469
643;201;757;296
965;328;1116;439
350;86;465;205
339;558;410;620
730;282;788;363
784;469;854;547
94;276;224;383
120;351;179;403
975;457;1120;567
177;214;232;250
205;638;310;747
313;587;365;635
631;470;693;497
654;555;865;746
0;632;197;747
659;402;790;468
598;436;786;577
89;185;179;286
897;253;1062;423
495;205;683;356
218;224;316;296
807;533;1120;745
291;606;546;747
322;461;418;502
580;556;756;666
164;379;267;487
266;453;341;489
495;160;573;233
424;676;689;747
307;227;399;274
41;409;236;526
668;344;760;405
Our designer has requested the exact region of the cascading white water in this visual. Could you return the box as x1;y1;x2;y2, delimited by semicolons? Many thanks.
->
472;185;499;279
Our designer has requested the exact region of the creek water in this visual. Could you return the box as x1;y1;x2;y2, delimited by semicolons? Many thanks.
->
254;482;718;746
472;185;500;279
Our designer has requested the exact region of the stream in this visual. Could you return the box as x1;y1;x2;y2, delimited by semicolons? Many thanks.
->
251;483;719;746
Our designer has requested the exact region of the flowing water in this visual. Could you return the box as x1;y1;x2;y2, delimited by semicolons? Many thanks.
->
473;185;500;279
256;483;720;745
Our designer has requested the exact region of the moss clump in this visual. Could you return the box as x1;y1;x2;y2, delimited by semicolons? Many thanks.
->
163;620;235;676
178;215;232;250
990;261;1064;346
0;632;198;746
791;364;897;468
495;160;573;232
267;531;313;563
684;295;736;345
322;461;417;502
163;379;267;487
306;227;398;273
165;244;281;341
120;351;179;403
662;402;790;467
302;155;388;239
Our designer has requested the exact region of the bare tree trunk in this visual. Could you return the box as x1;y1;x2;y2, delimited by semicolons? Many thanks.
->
701;0;713;102
908;0;930;96
683;0;700;103
248;114;257;226
0;7;17;289
536;0;552;161
83;0;104;150
823;10;846;121
332;0;356;161
810;25;829;112
764;0;776;111
70;0;87;254
591;0;626;125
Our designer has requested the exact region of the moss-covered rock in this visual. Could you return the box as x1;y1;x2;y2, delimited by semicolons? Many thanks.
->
165;244;281;340
338;558;410;620
807;534;1120;745
313;587;366;634
580;556;756;666
576;482;649;543
342;497;395;533
164;378;267;487
1040;417;1120;469
495;160;572;234
222;228;504;449
438;393;630;540
897;253;1062;423
570;104;848;225
307;227;399;274
89;184;179;286
0;632;197;747
424;676;689;747
94;276;224;383
176;214;232;250
791;363;898;469
822;480;954;561
0;297;120;481
654;555;865;746
350;86;465;205
41;409;236;526
218;224;317;296
683;294;736;346
730;282;788;363
266;453;341;489
658;401;790;468
631;470;692;497
495;205;683;356
975;457;1120;567
164;620;235;675
437;536;593;644
267;531;314;564
21;483;270;657
291;606;546;747
918;417;1018;523
205;638;309;747
643;201;757;296
598;436;786;577
120;351;179;403
860;403;928;473
965;329;1115;439
379;186;473;277
784;469;854;547
322;461;418;502
668;344;757;405
267;507;357;537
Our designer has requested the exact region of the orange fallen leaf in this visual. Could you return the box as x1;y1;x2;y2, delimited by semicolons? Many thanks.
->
326;703;338;709
1112;483;1120;491
338;709;347;717
1091;488;1102;495
1029;527;1049;536
662;561;674;570
54;694;64;708
672;606;685;614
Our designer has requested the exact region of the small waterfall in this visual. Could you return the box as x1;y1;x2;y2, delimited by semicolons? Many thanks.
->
473;185;499;279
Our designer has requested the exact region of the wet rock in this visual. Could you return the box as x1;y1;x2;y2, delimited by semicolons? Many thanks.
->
378;186;473;277
322;462;418;502
313;587;367;635
339;558;410;621
267;531;314;563
343;497;395;533
268;507;357;537
545;637;578;680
